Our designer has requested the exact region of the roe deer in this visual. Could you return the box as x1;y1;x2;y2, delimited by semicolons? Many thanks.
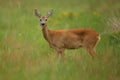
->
34;9;100;59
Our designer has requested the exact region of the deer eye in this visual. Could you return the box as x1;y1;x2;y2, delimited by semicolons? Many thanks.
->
45;19;47;21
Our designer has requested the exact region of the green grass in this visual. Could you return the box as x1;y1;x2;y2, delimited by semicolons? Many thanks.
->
0;0;120;80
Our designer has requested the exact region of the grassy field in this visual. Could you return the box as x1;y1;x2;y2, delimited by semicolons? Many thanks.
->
0;0;120;80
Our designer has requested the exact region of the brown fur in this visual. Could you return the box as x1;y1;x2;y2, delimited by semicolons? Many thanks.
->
42;26;100;59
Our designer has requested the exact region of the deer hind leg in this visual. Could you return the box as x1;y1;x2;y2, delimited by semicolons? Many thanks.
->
84;39;98;59
85;47;97;59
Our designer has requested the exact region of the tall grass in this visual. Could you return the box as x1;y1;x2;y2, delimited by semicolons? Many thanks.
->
0;0;120;80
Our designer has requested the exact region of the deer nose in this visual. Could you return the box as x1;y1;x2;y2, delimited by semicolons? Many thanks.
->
41;23;45;26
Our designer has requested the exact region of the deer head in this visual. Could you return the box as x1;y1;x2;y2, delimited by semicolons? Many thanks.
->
34;9;53;27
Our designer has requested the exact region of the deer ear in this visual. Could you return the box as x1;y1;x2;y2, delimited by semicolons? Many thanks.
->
34;9;41;18
47;9;53;17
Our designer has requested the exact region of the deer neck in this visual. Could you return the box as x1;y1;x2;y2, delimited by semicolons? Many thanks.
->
42;26;51;43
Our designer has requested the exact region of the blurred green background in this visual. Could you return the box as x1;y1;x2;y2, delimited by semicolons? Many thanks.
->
0;0;120;80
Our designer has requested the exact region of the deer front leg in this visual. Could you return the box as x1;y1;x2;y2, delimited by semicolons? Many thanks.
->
55;48;65;59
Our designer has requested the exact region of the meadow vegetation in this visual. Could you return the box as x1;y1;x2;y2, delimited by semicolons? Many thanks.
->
0;0;120;80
